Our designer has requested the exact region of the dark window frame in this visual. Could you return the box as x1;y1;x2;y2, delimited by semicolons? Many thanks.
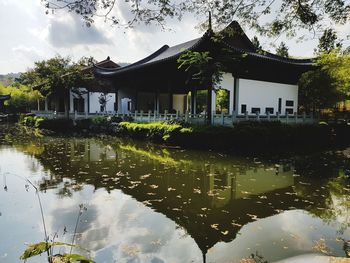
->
286;100;294;107
251;107;261;114
265;107;274;114
241;104;247;114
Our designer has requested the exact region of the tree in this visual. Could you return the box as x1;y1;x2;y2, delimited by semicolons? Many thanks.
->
19;56;94;117
298;69;340;113
276;42;289;58
251;36;262;51
216;89;229;113
315;29;343;54
43;0;350;40
298;50;350;113
317;50;350;97
0;84;43;113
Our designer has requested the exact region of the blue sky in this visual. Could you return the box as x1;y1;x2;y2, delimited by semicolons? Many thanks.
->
1;0;350;74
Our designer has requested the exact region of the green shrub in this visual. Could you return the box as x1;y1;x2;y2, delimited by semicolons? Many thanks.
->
91;116;109;126
117;122;182;142
34;116;45;128
22;116;35;127
38;118;74;132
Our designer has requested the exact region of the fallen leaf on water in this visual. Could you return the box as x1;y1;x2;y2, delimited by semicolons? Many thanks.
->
211;224;219;230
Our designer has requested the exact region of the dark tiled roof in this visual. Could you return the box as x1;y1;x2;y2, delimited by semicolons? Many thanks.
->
94;22;313;77
146;38;201;64
94;36;208;76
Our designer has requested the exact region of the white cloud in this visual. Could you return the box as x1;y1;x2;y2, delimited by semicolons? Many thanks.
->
46;14;112;48
12;46;44;64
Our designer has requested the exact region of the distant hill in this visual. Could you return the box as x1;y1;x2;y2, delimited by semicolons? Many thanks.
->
0;73;21;86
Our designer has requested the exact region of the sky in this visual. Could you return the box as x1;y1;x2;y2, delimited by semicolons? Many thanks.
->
1;0;350;74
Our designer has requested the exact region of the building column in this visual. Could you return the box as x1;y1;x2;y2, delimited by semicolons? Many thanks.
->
84;92;88;114
211;89;216;114
114;90;118;112
233;77;239;113
207;86;212;124
154;90;159;113
191;88;197;114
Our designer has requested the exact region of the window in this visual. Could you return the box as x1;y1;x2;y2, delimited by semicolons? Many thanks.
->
241;104;247;114
278;98;282;113
286;100;294;107
251;107;261;114
265;107;274;114
285;108;294;115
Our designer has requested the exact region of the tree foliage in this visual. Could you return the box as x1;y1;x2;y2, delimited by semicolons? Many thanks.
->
298;50;350;112
18;56;94;116
315;28;343;54
19;56;94;97
251;36;262;51
177;50;224;89
0;84;43;113
298;69;340;113
276;42;289;58
43;0;350;39
216;89;229;113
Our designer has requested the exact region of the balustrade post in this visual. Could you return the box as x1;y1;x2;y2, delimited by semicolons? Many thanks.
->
232;110;236;124
140;110;143;122
221;112;224;125
185;110;189;123
164;110;168;120
134;110;138;120
277;112;280;121
267;112;270;121
245;111;249;121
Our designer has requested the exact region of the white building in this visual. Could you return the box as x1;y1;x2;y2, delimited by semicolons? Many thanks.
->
94;21;312;121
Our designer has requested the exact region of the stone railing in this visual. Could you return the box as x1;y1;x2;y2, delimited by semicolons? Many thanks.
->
31;110;317;125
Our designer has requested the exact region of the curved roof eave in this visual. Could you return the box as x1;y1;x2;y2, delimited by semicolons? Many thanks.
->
221;41;314;66
94;32;210;77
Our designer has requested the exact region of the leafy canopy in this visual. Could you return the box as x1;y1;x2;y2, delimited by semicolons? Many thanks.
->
43;0;350;40
177;50;224;89
298;50;350;112
19;56;94;97
276;42;289;58
315;29;343;54
0;83;43;112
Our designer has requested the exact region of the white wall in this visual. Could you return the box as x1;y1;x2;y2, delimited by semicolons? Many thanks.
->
237;79;298;115
118;89;135;113
89;92;116;113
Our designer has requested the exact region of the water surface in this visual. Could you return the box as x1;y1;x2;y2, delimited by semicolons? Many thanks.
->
0;126;349;262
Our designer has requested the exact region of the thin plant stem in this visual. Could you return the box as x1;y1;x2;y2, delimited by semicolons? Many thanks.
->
70;205;83;253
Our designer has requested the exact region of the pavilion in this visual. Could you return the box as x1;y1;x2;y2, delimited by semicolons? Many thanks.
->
94;21;313;122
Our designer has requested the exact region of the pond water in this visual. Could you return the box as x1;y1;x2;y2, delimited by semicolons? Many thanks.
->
0;125;349;263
